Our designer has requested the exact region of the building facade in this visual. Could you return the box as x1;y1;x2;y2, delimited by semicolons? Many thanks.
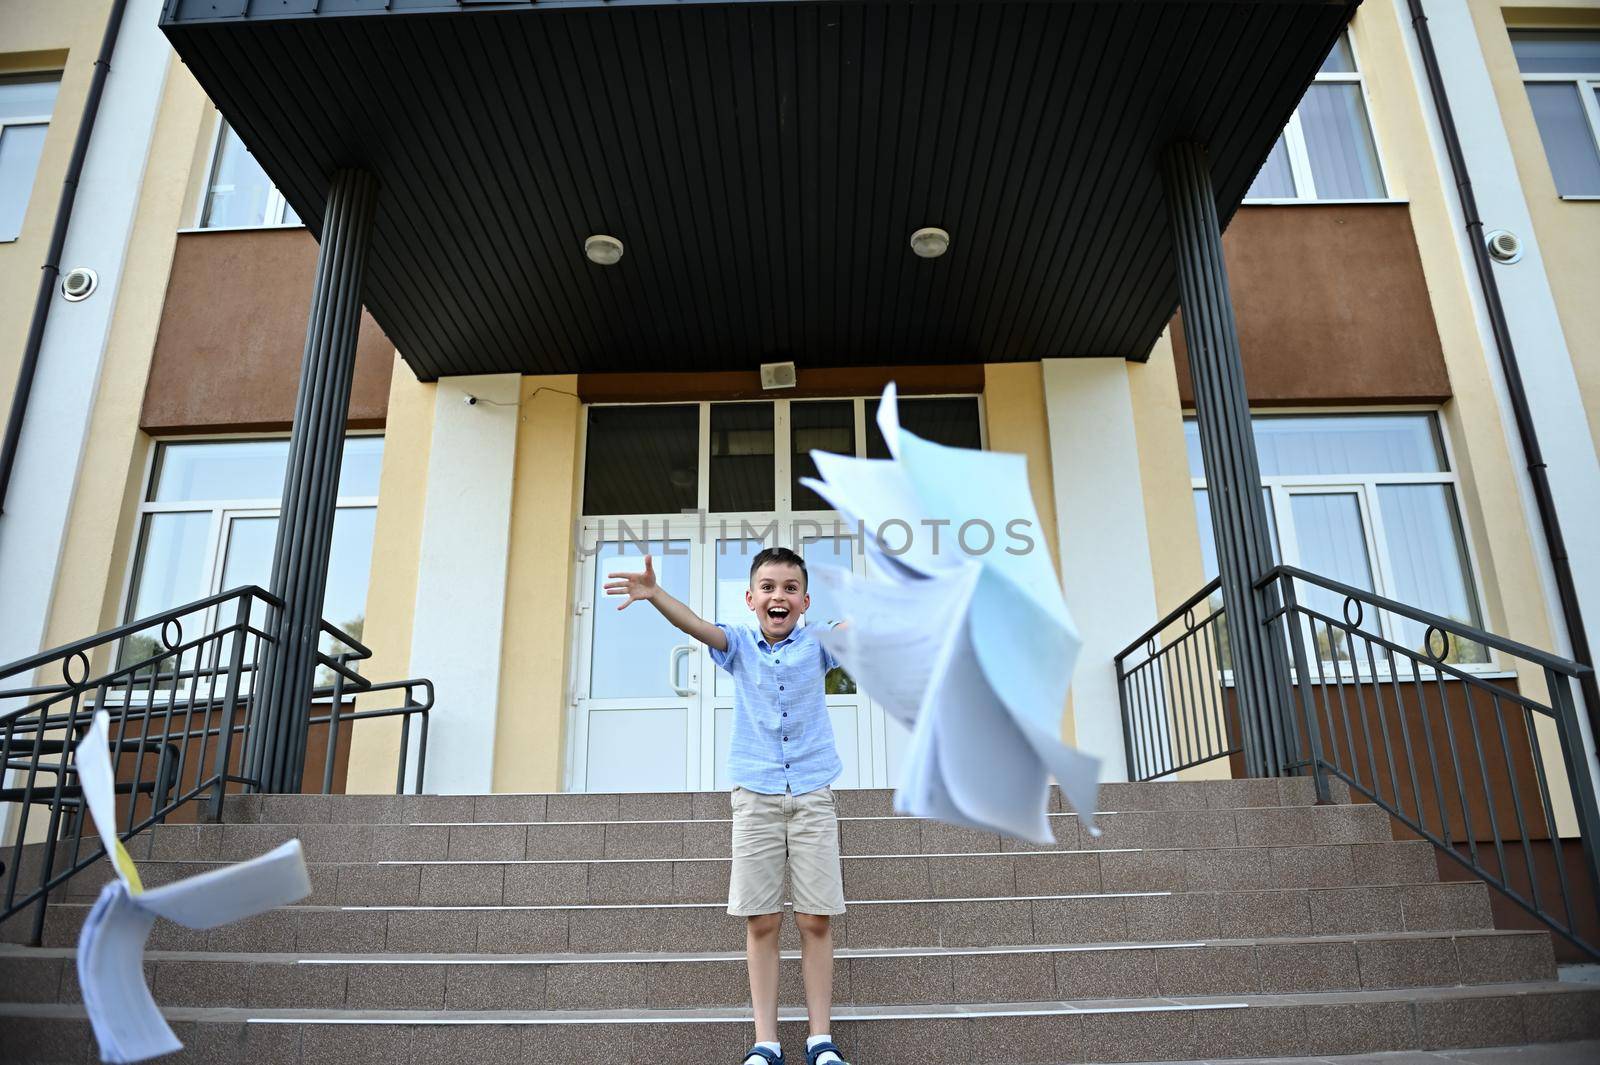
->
3;0;1599;807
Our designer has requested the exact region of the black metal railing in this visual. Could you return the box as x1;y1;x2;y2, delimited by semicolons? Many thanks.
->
0;586;432;945
1114;577;1240;781
1117;564;1600;960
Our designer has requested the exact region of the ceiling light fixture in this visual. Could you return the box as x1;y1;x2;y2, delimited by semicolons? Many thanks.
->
910;226;950;258
584;234;624;266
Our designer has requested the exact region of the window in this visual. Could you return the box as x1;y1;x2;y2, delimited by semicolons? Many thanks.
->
199;118;302;228
581;396;983;516
1510;31;1600;197
1185;414;1488;666
1246;33;1386;202
0;74;60;242
121;437;383;675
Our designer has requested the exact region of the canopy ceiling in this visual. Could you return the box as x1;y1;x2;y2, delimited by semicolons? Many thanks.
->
161;0;1357;380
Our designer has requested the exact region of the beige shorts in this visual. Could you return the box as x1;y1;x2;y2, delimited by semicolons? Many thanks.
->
727;785;847;917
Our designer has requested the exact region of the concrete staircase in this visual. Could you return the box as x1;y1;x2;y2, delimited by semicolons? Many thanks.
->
3;778;1597;1063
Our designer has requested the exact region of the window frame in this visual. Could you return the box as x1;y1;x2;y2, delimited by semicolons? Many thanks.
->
1511;32;1600;201
1184;408;1503;678
1243;30;1394;205
114;432;384;686
576;393;987;523
187;115;303;232
0;74;60;243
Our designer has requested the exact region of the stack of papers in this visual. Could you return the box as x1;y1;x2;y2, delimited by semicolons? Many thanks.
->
803;384;1101;845
73;710;311;1063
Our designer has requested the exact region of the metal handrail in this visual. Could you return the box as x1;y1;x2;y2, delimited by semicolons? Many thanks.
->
0;585;282;683
1117;564;1600;961
1258;565;1590;678
0;586;431;946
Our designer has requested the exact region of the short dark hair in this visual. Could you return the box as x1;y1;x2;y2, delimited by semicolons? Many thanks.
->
749;546;807;588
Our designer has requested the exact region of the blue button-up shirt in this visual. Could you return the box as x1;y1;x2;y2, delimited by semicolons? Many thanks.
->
712;622;843;795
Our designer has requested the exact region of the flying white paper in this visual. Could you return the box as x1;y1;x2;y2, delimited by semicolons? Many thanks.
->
803;384;1102;844
73;710;311;1063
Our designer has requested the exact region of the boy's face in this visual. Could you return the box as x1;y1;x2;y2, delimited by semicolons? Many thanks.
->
746;562;808;642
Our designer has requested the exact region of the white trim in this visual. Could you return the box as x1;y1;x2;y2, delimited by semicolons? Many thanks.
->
1043;359;1158;783
409;374;520;793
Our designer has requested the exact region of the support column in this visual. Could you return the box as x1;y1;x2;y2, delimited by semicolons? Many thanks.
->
249;169;379;793
1160;142;1293;778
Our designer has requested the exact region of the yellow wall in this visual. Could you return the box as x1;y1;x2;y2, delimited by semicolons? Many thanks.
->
0;2;112;438
492;377;584;792
344;363;435;793
1297;6;1557;662
1477;1;1600;456
982;362;1075;745
38;64;210;668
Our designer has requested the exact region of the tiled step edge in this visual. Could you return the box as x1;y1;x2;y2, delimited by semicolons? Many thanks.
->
4;981;1597;1064
20;880;1495;953
220;778;1322;825
0;929;1559;1010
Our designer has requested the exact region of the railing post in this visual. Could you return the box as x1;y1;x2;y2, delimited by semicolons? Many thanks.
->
322;655;347;795
1115;656;1140;784
208;593;253;822
1547;667;1600;909
249;169;379;794
1277;575;1330;803
1160;141;1296;778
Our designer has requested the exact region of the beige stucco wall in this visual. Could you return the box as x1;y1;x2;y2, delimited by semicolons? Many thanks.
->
492;376;583;793
0;2;112;441
1477;2;1600;455
345;364;435;793
982;362;1075;746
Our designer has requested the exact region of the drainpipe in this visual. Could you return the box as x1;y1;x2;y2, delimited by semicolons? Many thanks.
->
0;0;130;516
1401;0;1600;747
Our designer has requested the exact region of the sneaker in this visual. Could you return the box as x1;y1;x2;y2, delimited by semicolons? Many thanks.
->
805;1040;848;1065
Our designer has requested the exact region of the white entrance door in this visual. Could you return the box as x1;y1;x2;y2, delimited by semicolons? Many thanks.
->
569;528;705;792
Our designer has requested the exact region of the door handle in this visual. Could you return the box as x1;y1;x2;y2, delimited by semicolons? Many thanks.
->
669;644;696;697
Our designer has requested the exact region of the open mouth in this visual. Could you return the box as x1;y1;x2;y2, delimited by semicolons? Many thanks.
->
766;606;791;622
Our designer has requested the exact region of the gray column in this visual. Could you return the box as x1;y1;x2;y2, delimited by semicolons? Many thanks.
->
1160;142;1293;778
249;169;379;793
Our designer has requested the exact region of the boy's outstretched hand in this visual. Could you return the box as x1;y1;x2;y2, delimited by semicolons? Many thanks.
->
604;553;658;610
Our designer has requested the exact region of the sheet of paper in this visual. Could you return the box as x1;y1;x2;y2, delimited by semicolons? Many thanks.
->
76;883;178;1064
803;384;1102;843
813;560;979;726
72;710;312;1062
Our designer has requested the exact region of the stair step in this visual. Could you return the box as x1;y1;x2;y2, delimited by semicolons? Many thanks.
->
22;880;1494;953
5;981;1597;1064
79;840;1440;908
220;778;1318;826
134;803;1392;864
0;930;1558;1011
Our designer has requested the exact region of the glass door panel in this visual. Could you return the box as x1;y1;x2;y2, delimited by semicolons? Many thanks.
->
578;536;697;792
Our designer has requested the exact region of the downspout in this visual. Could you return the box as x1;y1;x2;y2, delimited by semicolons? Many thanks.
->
0;0;131;516
1402;0;1600;745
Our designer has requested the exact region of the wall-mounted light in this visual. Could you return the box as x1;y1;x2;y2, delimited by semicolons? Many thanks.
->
910;227;950;258
585;234;625;266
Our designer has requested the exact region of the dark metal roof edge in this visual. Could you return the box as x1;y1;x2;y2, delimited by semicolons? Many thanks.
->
162;0;1356;30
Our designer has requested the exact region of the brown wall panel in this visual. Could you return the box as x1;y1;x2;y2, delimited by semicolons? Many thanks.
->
142;230;394;435
1174;204;1451;406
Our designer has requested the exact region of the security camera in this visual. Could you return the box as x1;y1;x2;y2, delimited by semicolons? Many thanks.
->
464;394;479;406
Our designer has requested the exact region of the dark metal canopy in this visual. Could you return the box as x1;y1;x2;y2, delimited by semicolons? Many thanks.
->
162;0;1355;380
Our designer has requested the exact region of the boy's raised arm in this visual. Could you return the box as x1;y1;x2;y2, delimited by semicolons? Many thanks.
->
605;554;729;652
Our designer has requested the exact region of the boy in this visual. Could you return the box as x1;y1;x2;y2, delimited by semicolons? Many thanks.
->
606;546;850;1065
